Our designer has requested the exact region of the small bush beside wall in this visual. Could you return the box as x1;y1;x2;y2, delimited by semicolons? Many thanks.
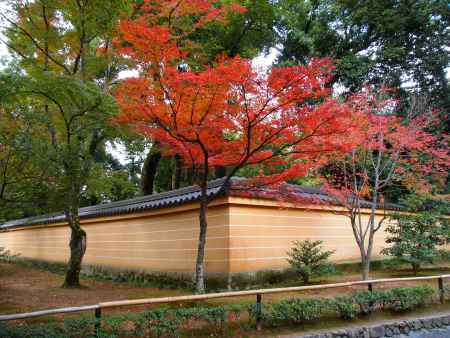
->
286;240;336;284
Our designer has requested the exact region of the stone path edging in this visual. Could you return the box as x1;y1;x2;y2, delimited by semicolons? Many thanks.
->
298;313;450;338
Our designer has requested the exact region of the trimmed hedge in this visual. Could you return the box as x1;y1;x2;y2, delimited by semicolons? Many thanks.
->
0;285;438;337
248;285;435;326
0;306;240;338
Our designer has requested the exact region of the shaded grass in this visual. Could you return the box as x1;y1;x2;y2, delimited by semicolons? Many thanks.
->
4;254;450;292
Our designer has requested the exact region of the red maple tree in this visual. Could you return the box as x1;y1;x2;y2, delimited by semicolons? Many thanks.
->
321;90;449;280
114;0;356;292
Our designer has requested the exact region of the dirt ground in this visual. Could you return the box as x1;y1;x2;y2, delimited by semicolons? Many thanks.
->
2;261;450;337
1;261;450;315
0;262;186;315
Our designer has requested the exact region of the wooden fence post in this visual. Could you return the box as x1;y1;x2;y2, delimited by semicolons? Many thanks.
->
367;282;374;311
438;277;445;304
95;307;102;337
256;293;262;331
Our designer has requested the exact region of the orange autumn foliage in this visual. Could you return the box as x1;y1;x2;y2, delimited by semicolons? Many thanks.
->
114;55;356;183
114;1;355;186
113;0;357;292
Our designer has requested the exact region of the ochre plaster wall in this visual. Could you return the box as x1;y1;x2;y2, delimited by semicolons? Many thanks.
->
227;197;390;273
0;201;230;274
0;197;395;275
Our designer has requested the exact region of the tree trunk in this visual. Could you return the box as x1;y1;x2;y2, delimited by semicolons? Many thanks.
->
214;166;227;178
195;184;209;293
301;273;310;285
412;263;420;276
141;144;162;195
172;154;182;189
351;217;372;281
361;227;375;280
361;255;371;280
63;206;86;288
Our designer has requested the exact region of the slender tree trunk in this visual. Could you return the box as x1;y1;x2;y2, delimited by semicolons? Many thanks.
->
301;273;310;285
63;200;86;288
412;263;420;276
357;231;375;281
361;255;371;280
357;242;371;280
141;143;162;195
195;182;209;293
351;217;371;280
361;219;376;280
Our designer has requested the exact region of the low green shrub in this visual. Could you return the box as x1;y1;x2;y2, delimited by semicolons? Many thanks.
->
229;269;300;290
0;256;67;275
353;290;387;315
0;247;10;259
330;286;435;318
287;240;336;284
332;295;359;319
64;316;98;338
99;313;146;337
249;286;437;326
248;297;329;327
444;284;450;299
0;247;18;263
85;267;194;290
0;322;64;338
273;298;327;323
142;309;182;337
384;285;434;312
255;269;299;285
0;285;438;337
248;302;283;327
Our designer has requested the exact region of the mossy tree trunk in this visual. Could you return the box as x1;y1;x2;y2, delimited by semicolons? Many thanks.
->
412;262;421;276
141;143;162;195
195;181;209;293
172;154;183;189
63;184;86;288
63;222;86;287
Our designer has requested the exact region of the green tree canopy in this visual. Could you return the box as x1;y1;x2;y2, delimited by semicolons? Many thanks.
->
1;0;133;287
382;195;450;275
275;0;450;124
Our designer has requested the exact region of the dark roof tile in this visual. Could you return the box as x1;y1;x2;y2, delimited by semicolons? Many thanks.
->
0;177;229;230
0;177;401;230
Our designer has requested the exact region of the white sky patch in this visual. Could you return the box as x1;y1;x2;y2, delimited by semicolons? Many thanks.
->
252;47;280;72
118;69;140;79
332;82;348;97
0;41;8;68
0;2;11;68
106;141;132;165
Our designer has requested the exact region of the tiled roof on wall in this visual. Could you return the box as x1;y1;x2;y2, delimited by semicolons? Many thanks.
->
0;177;401;230
0;177;230;230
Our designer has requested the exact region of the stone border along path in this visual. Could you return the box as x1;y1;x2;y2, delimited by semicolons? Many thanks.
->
292;312;450;338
